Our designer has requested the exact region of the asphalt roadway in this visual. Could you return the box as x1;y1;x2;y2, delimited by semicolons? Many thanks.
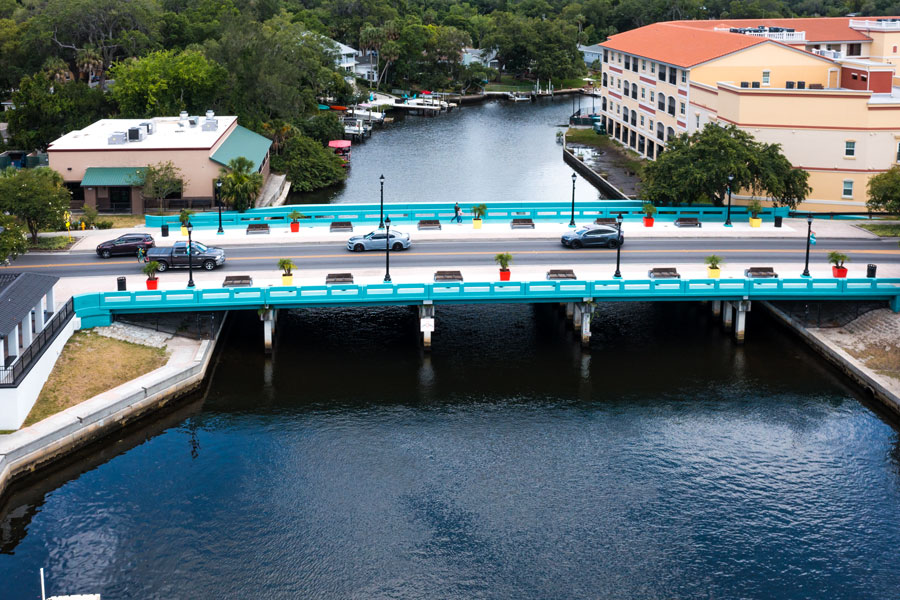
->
7;237;900;279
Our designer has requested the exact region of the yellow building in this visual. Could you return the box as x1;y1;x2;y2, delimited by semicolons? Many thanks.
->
598;18;900;211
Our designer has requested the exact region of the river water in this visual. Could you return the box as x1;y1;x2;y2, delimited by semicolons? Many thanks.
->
2;100;900;598
2;303;900;599
294;97;602;205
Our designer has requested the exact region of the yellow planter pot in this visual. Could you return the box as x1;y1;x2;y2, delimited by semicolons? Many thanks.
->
749;217;762;228
181;226;188;236
282;274;293;286
473;218;483;229
707;267;720;279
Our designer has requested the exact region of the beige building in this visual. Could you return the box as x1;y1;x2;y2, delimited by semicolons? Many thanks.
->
598;18;900;210
48;112;272;213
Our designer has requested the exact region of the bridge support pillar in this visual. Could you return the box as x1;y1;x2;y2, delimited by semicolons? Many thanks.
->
261;308;276;355
566;302;575;323
419;302;434;351
734;301;751;344
573;303;583;332
722;301;734;331
712;300;722;318
891;295;900;313
579;302;595;348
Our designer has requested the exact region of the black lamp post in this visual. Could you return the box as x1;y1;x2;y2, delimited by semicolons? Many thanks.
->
569;172;577;227
186;221;195;288
379;174;385;229
802;213;813;277
614;213;623;278
215;179;224;235
383;216;392;283
724;174;734;227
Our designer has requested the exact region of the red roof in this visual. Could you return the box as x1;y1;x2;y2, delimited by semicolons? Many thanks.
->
675;18;873;43
601;23;766;68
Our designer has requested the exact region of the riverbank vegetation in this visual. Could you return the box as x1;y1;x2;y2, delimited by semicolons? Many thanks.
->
24;331;167;427
566;128;645;178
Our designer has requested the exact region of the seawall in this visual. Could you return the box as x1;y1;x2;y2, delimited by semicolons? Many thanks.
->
563;146;630;200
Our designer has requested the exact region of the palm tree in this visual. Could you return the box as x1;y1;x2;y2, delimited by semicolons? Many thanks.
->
75;49;103;82
42;57;73;83
219;157;263;212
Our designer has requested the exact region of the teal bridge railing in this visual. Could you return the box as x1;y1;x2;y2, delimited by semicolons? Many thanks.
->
144;201;790;231
74;277;900;329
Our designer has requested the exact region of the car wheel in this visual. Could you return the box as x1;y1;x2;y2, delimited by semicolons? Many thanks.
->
392;242;404;251
101;249;111;258
353;244;365;252
607;238;619;249
570;240;583;249
156;261;169;272
203;260;216;271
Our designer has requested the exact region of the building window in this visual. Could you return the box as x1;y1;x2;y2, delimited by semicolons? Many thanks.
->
851;73;858;80
681;70;687;84
845;141;856;157
650;62;656;74
624;55;630;70
695;114;700;128
641;59;646;71
632;83;638;99
603;50;609;62
762;70;770;85
658;93;665;111
680;102;685;115
848;43;861;56
842;180;853;198
659;64;666;82
650;91;655;103
896;141;900;162
649;119;654;131
668;68;676;85
668;96;676;116
641;87;646;99
640;115;645;126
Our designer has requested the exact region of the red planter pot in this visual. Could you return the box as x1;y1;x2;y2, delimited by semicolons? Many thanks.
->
499;269;511;281
643;217;654;227
146;278;159;290
290;222;299;232
832;266;848;278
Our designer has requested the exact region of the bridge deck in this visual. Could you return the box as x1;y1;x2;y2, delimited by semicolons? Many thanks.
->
74;278;900;328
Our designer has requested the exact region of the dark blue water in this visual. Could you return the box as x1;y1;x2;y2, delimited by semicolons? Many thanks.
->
2;303;900;599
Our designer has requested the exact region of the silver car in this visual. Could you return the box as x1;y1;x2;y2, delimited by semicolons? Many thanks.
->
347;230;411;251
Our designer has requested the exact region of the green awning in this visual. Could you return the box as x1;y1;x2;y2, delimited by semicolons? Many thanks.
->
81;167;146;187
210;125;272;172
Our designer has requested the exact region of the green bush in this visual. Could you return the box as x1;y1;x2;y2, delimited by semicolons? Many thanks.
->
270;134;347;192
96;220;114;229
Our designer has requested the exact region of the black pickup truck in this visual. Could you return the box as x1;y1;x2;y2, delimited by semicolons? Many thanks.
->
146;241;226;271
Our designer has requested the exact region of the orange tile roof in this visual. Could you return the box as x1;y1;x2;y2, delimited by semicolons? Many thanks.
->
600;22;766;68
676;18;873;43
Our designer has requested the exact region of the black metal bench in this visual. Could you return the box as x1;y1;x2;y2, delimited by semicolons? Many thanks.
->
648;267;680;279
330;221;353;232
674;217;702;228
511;218;535;229
418;219;442;230
246;223;270;234
547;269;576;280
434;270;463;282
594;218;617;226
326;273;354;284
745;267;778;278
223;275;253;287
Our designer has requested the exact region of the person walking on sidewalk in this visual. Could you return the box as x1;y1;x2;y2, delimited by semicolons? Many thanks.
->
137;246;146;263
453;202;462;224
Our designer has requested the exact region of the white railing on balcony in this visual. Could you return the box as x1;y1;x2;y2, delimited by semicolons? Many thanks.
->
850;19;900;30
715;27;806;42
813;48;845;59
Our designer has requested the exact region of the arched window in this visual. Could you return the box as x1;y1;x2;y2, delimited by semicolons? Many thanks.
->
631;83;638;99
658;93;665;112
602;97;607;111
667;126;675;140
630;110;636;126
668;97;676;116
602;73;607;87
656;122;664;141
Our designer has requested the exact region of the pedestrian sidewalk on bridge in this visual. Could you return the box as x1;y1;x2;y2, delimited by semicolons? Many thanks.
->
48;217;885;254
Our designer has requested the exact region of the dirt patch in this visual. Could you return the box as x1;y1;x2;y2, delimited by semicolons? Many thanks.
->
24;331;168;427
815;308;900;385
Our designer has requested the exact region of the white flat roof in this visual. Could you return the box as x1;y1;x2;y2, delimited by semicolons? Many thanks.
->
48;115;237;151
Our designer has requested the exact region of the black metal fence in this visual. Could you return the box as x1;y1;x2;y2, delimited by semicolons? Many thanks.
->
0;297;75;387
773;300;887;328
114;311;223;340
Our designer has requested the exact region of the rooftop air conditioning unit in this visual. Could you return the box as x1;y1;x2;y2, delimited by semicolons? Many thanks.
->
740;81;750;88
797;81;806;89
139;121;155;135
786;81;795;89
202;118;218;131
188;116;199;126
179;110;188;120
206;110;215;119
127;126;144;141
108;131;127;145
751;81;761;88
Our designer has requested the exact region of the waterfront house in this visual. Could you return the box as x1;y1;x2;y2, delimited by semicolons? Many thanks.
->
579;43;604;67
462;47;500;70
47;112;272;214
597;17;900;211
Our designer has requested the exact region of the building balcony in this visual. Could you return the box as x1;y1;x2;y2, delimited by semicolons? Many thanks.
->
715;27;806;42
850;18;900;31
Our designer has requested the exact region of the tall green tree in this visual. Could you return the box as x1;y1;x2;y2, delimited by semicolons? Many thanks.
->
0;167;70;242
866;165;900;213
270;135;347;192
218;157;263;212
109;49;226;117
136;161;187;208
0;214;27;264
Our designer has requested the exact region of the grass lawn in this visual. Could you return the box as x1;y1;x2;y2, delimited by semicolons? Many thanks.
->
566;128;646;175
101;214;147;228
858;222;900;236
23;331;168;427
29;235;76;251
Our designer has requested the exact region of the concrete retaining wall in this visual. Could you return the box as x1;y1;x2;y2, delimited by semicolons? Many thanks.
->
0;316;226;499
563;146;630;200
762;302;900;417
0;318;79;430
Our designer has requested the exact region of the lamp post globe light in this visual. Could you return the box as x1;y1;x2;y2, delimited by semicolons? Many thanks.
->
186;221;195;288
614;213;623;278
724;174;734;227
384;216;392;283
569;172;577;228
216;179;224;235
802;213;814;277
379;174;385;229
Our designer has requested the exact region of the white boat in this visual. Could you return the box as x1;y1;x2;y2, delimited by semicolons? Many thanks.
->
507;91;531;102
40;568;100;600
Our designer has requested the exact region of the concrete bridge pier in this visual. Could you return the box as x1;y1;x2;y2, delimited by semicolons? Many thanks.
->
573;303;583;332
419;302;435;350
578;301;595;348
261;308;277;355
712;300;722;318
566;302;575;324
733;301;751;344
722;301;734;331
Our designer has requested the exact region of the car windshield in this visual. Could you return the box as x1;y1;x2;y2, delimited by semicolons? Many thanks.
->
190;241;208;252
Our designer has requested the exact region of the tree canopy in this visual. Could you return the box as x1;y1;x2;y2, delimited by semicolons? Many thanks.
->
866;166;900;213
271;134;348;193
641;124;810;209
137;161;187;207
0;167;70;242
219;157;263;212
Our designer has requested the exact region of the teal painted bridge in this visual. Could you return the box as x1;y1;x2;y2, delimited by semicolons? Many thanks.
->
74;277;900;330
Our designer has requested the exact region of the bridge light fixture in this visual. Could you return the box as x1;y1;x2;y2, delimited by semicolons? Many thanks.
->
725;174;734;227
379;174;385;229
384;216;392;283
187;221;195;288
614;213;623;278
802;213;813;277
569;172;577;228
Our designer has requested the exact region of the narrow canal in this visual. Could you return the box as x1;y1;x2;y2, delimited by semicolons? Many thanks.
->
2;303;900;599
293;97;603;205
